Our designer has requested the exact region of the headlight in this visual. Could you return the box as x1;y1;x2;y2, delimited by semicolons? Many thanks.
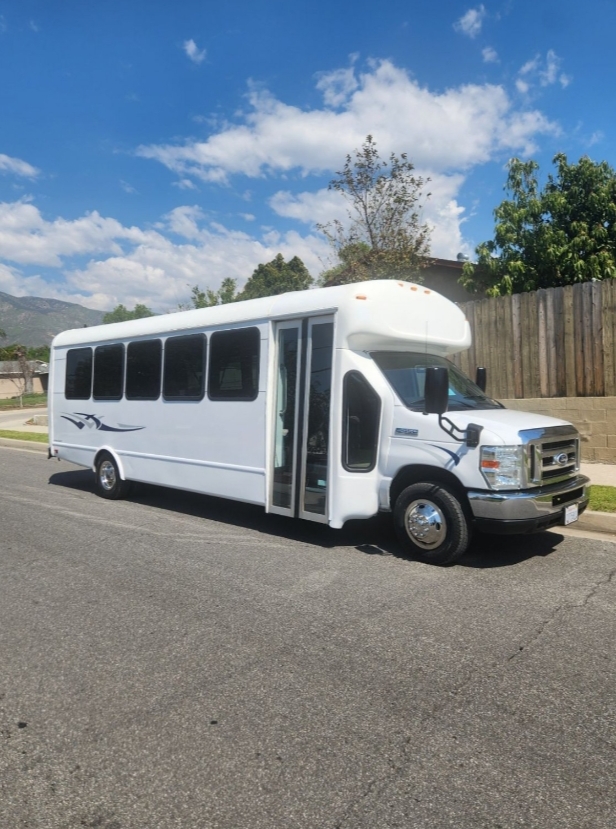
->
480;445;525;489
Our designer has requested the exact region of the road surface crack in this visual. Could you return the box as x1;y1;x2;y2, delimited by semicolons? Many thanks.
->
507;565;616;663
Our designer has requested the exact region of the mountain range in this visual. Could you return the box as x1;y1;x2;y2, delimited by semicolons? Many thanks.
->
0;292;104;347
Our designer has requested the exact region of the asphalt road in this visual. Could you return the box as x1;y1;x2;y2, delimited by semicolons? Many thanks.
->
1;446;615;829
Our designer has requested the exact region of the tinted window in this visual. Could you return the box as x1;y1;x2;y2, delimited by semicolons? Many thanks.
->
372;352;502;412
126;339;162;400
208;327;260;401
163;334;206;400
65;348;92;399
303;322;334;516
93;344;124;400
343;372;381;472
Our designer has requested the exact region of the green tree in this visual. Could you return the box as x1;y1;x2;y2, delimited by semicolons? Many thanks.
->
102;303;155;324
27;345;51;361
183;277;238;309
318;135;432;285
0;328;6;340
0;344;50;361
461;154;616;296
0;344;17;360
237;254;312;300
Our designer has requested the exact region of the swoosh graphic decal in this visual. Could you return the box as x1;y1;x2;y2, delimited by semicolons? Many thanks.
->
97;423;145;432
61;412;145;433
60;415;86;429
428;444;462;466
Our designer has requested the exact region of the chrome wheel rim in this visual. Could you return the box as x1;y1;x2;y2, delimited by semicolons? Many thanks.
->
99;460;117;491
404;498;447;550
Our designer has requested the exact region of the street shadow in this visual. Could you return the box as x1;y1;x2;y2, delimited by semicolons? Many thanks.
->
48;468;566;568
457;529;565;568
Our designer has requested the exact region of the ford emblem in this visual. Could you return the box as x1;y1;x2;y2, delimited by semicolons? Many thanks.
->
554;452;569;466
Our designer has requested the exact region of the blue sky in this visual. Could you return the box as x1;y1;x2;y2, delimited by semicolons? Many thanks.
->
0;0;613;312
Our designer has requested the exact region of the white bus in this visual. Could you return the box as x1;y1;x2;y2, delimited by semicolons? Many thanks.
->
49;280;589;565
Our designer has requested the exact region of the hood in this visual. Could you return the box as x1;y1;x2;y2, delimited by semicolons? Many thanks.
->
441;407;576;445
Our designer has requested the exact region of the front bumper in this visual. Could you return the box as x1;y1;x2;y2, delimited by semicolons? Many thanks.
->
468;474;590;535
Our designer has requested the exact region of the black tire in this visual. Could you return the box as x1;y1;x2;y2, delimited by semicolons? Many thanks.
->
394;482;470;565
94;452;131;500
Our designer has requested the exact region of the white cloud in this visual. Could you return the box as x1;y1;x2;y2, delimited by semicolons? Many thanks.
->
588;130;604;147
520;56;540;77
517;50;571;93
137;60;558;185
0;199;330;311
0;153;40;178
183;39;206;65
482;47;499;64
0;200;146;267
269;188;349;226
120;180;137;194
454;6;486;39
172;178;198;190
316;66;360;107
63;224;330;311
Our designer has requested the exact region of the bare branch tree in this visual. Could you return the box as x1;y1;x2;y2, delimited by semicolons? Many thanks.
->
318;135;432;285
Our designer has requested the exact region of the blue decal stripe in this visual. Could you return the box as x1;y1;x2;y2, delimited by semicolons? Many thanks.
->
61;416;85;429
63;412;145;433
429;444;461;466
98;424;145;432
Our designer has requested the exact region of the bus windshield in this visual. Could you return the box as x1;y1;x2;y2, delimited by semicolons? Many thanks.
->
371;351;503;412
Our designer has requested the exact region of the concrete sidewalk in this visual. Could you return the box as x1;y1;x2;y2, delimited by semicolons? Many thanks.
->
0;406;48;433
2;408;616;538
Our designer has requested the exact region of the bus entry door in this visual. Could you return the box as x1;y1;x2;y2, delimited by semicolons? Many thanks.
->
269;316;334;523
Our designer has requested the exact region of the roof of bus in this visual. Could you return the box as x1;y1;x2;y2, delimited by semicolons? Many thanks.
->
52;280;471;356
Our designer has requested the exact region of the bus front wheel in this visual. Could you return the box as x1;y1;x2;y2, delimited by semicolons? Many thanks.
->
394;482;469;565
95;452;131;500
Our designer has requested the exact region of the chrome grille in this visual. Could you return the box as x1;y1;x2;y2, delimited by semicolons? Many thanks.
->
519;426;581;487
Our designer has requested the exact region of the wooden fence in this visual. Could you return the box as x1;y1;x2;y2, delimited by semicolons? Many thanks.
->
451;280;616;399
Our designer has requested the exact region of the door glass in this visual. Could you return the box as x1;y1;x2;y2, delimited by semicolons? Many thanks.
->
343;372;381;471
273;327;299;510
303;322;334;515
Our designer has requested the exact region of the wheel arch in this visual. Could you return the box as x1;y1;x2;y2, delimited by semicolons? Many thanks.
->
389;464;470;514
93;446;127;480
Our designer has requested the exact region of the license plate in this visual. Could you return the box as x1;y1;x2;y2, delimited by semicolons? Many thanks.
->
564;504;578;525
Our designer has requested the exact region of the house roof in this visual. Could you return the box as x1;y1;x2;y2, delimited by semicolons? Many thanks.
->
0;360;49;375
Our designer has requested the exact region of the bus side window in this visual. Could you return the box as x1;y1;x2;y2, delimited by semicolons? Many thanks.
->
93;344;124;401
342;371;381;472
126;339;162;400
208;327;260;401
163;334;206;400
65;347;93;400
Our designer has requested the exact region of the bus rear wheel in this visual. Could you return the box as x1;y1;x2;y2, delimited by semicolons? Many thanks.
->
95;452;131;500
394;482;469;565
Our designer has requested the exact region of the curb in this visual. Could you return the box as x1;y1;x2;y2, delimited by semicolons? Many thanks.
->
576;509;616;536
0;437;49;453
